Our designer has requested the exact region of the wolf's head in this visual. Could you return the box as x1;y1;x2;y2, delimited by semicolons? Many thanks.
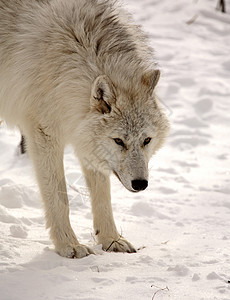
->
76;71;169;192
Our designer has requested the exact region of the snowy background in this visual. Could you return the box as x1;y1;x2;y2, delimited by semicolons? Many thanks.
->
0;0;230;299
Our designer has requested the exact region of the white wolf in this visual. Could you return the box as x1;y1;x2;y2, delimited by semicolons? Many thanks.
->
0;0;169;258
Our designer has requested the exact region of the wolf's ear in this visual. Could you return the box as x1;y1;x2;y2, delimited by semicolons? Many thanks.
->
90;75;116;114
141;69;160;93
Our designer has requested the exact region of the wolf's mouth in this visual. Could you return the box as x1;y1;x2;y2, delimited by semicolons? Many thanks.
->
113;170;138;193
113;170;122;183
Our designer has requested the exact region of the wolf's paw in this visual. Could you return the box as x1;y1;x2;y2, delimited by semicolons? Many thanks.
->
56;244;95;259
101;236;137;253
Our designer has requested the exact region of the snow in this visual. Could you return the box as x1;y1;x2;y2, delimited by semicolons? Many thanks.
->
0;0;230;299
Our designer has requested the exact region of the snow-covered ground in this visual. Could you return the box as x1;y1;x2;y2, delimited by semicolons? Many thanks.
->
0;0;230;299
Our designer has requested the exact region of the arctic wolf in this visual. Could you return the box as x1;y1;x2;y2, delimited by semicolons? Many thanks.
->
0;0;169;258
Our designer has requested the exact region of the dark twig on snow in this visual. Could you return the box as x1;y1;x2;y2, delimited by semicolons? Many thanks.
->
217;0;226;13
137;246;146;251
186;14;199;25
151;285;169;300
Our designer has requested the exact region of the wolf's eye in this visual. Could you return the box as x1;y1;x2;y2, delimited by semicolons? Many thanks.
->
114;138;125;147
143;137;151;146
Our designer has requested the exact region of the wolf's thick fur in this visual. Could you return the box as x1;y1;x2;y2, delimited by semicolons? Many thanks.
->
0;0;169;258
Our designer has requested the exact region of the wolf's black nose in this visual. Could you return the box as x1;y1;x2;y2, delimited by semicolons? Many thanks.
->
131;179;148;191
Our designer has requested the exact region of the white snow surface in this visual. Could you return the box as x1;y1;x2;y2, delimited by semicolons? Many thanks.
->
0;0;230;299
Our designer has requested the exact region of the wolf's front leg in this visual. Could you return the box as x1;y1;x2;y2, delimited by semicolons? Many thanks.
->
81;165;136;253
26;126;94;258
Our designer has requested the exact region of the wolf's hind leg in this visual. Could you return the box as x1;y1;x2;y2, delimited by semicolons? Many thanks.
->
26;125;94;258
81;165;136;253
19;135;26;154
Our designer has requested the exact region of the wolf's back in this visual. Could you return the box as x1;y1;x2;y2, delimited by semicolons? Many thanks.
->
0;0;156;126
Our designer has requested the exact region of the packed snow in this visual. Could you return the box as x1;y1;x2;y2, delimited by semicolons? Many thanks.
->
0;0;230;299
